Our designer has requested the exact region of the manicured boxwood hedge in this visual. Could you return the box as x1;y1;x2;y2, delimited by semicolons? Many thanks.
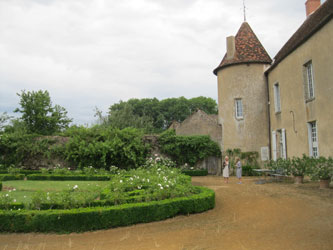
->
0;174;25;181
0;186;215;233
26;174;111;181
182;169;208;176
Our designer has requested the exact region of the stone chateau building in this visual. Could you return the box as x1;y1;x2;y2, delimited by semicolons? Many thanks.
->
213;0;333;162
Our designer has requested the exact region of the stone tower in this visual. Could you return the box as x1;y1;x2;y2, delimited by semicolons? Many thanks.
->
213;22;272;160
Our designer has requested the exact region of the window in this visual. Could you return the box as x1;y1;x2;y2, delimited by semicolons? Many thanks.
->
273;83;281;113
308;121;319;158
272;129;286;160
304;61;315;100
235;99;243;119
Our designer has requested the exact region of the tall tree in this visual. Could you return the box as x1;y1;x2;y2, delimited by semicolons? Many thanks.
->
14;90;72;135
0;112;12;131
107;96;218;132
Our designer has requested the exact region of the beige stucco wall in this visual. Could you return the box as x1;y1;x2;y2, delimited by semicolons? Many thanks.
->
267;20;333;158
217;63;270;158
175;110;222;147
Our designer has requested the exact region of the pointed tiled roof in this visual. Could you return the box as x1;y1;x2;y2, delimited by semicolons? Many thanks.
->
267;0;333;73
213;22;272;75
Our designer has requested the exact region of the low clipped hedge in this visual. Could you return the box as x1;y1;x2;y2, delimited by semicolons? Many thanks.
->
26;174;111;181
0;174;25;181
0;186;215;233
182;169;208;176
0;182;2;191
0;170;42;175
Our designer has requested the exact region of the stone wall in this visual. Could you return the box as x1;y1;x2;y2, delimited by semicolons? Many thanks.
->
172;110;222;148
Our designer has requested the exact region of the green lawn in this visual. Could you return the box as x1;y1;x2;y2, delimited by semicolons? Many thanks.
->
1;180;109;203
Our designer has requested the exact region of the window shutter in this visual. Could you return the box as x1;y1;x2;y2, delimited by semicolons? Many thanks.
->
272;131;277;161
281;128;287;159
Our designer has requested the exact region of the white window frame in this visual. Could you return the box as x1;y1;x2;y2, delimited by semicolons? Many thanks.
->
273;82;281;113
235;99;243;119
304;61;315;100
308;121;319;158
272;129;286;160
272;130;277;161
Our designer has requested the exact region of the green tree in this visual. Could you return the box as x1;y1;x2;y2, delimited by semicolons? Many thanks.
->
108;103;154;131
0;112;13;131
106;96;218;132
14;90;72;135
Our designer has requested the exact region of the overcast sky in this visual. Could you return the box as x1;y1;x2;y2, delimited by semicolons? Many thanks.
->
0;0;318;125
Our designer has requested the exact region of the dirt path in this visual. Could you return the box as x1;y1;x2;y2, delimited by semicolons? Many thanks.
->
0;176;332;250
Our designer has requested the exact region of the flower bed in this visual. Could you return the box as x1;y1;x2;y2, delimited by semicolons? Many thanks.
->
0;186;214;233
0;157;215;232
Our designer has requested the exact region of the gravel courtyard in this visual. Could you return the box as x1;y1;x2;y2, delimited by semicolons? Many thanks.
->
0;176;332;250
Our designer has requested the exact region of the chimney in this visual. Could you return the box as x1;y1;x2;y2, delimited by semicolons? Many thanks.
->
226;36;236;59
305;0;321;17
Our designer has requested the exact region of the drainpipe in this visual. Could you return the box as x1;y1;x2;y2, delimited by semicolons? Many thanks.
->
265;70;272;160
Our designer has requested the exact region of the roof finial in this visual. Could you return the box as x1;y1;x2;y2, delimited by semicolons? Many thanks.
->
243;0;247;22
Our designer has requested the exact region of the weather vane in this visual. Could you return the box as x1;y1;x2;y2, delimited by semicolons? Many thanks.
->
243;0;247;22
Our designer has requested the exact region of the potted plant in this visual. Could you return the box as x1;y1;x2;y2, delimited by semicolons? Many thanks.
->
309;157;332;189
290;156;310;184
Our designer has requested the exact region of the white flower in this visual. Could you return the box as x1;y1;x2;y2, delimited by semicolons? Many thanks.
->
120;180;123;183
158;183;162;186
154;154;158;157
160;186;163;190
156;157;160;161
18;208;21;211
166;185;169;188
73;185;78;190
24;196;26;198
5;194;9;197
13;188;16;191
138;186;142;189
130;177;133;181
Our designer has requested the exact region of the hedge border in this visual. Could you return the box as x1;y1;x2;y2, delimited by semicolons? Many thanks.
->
0;174;25;181
0;186;215;233
26;174;111;181
182;169;208;176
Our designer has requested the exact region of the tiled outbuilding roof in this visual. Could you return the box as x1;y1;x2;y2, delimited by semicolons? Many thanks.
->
213;22;272;75
267;0;333;73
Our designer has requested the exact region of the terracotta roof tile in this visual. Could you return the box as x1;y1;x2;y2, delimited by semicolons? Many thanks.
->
213;22;272;75
268;0;333;72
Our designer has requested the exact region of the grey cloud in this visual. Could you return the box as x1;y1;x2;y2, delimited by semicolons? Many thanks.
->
0;0;308;124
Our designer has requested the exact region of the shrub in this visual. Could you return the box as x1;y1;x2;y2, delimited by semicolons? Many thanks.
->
0;182;2;191
62;127;150;169
241;165;260;176
158;130;221;166
309;157;333;180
